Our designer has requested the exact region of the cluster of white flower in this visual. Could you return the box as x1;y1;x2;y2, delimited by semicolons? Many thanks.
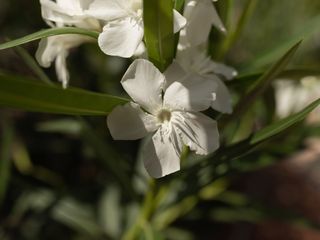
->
37;0;237;178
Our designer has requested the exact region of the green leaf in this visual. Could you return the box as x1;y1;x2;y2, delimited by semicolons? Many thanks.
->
216;0;257;59
0;74;128;115
0;27;99;50
251;98;320;144
174;0;185;12
143;0;175;71
230;40;302;118
229;68;320;91
242;14;320;71
14;46;53;85
180;98;320;197
249;40;301;91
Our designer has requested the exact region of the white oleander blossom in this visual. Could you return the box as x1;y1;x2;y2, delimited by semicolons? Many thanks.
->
36;0;101;88
172;46;237;114
179;0;226;50
107;59;219;178
86;0;187;58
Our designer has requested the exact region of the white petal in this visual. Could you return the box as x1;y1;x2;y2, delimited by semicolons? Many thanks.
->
163;60;188;89
133;41;146;57
36;35;93;88
78;0;94;10
143;126;181;178
98;18;144;58
207;0;226;32
86;0;129;21
172;111;219;155
210;61;238;80
40;0;82;24
121;59;165;114
181;0;225;47
176;46;213;75
36;35;90;65
177;47;238;80
209;75;233;114
173;10;187;33
56;0;85;12
55;51;70;88
36;38;58;68
163;74;216;112
107;102;158;140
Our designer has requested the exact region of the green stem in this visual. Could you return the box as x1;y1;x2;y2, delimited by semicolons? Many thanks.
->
122;180;157;240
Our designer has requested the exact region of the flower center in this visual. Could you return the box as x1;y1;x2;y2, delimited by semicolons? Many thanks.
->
157;109;172;123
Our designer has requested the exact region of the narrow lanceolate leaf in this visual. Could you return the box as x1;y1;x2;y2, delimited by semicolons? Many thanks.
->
242;14;320;71
229;68;320;91
249;40;302;91
143;0;175;71
0;74;128;115
231;40;302;117
0;27;99;50
251;98;320;144
181;98;320;198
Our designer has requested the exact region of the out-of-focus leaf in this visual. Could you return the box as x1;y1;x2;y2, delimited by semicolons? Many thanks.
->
216;0;257;59
229;68;320;91
79;119;136;199
242;14;320;71
164;228;194;240
36;119;82;135
230;40;301;118
52;197;105;239
178;98;320;202
99;186;122;239
210;207;264;223
0;120;13;206
174;0;185;12
0;74;128;115
251;98;320;144
0;27;99;50
248;41;301;92
14;46;53;85
143;0;175;71
210;204;320;229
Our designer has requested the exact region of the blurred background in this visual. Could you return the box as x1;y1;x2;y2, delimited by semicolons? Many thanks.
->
0;0;320;239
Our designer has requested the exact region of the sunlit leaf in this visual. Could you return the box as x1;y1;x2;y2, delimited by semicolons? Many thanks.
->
0;27;99;50
143;0;175;71
0;74;128;115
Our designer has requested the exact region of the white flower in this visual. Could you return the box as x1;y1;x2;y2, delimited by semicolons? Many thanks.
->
86;0;187;58
107;59;219;178
172;46;237;114
179;0;226;50
36;0;100;88
275;76;320;120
